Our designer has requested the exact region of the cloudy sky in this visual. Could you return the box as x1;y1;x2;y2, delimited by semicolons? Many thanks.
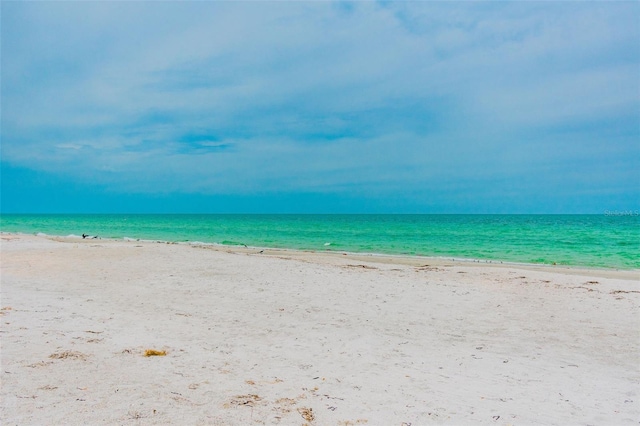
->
2;1;638;213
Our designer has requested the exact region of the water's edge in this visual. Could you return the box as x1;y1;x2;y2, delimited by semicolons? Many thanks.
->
3;230;639;277
2;214;638;270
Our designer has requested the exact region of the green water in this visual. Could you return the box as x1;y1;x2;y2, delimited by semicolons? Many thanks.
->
1;214;638;270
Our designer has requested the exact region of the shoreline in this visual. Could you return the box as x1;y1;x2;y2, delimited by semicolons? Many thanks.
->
2;212;638;272
2;233;639;424
3;231;638;280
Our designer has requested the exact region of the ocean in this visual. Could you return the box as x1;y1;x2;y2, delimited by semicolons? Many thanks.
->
1;214;638;270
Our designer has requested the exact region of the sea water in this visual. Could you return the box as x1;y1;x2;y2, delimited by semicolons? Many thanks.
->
1;214;638;270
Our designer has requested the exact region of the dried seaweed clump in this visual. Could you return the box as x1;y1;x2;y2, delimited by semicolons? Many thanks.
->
49;351;87;360
144;349;167;357
228;394;262;407
298;407;315;422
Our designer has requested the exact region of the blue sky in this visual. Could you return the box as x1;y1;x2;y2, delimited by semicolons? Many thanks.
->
1;1;639;213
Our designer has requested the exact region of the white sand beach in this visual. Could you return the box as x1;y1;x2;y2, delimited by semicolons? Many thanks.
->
1;234;639;425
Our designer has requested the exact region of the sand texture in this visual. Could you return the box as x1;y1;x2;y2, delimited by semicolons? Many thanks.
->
1;234;639;425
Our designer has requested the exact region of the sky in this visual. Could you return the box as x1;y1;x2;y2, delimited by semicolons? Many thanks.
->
1;1;639;214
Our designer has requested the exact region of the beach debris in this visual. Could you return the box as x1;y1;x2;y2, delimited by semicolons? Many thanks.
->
274;397;297;414
229;394;262;407
38;385;58;391
345;264;377;270
416;265;442;272
298;407;315;422
16;394;38;399
569;286;599;292
144;349;167;357
169;391;208;406
323;394;344;400
339;419;368;425
49;351;88;360
26;361;53;368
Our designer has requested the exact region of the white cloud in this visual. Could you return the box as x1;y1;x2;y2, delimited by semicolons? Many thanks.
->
55;144;83;150
2;1;638;201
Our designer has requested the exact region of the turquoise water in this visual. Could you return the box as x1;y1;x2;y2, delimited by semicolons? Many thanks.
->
1;214;638;270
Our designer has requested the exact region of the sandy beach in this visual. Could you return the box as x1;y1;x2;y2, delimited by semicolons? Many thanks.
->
1;234;639;425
